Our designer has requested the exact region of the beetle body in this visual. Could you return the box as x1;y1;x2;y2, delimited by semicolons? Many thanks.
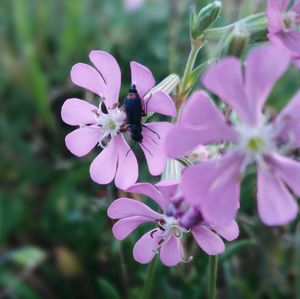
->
124;85;144;142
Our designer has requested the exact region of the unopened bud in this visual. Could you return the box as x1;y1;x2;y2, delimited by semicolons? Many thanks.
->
219;22;250;57
190;1;222;41
145;74;180;98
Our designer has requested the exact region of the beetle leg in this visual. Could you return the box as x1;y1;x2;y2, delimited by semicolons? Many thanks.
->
141;124;160;139
140;142;153;156
126;141;138;157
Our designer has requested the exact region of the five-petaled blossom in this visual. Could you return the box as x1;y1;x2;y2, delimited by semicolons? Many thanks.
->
166;44;300;226
107;181;239;266
267;0;300;67
61;50;175;189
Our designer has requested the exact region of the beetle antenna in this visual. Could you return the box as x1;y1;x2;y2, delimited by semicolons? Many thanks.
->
141;124;160;139
140;142;153;156
126;142;137;157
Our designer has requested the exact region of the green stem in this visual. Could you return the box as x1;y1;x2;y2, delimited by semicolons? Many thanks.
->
180;42;202;94
143;257;158;299
208;255;218;299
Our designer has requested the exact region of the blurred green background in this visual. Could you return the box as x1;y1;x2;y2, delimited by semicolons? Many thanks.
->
1;0;300;298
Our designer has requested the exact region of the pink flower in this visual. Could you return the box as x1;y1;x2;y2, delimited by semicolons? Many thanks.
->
61;51;175;189
267;0;300;65
166;44;300;227
107;181;239;266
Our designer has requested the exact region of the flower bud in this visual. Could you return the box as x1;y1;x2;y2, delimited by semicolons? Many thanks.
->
219;22;250;58
145;74;180;98
190;1;222;41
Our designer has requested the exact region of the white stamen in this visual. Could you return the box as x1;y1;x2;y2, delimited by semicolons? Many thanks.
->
92;106;126;148
154;219;194;264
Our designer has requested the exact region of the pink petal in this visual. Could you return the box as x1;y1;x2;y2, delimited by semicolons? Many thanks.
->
182;153;243;226
276;91;300;146
267;0;286;33
257;166;298;226
165;126;218;158
61;98;97;126
155;180;179;201
245;44;289;124
112;216;150;240
293;58;300;68
133;230;161;264
268;0;290;11
89;138;118;185
140;122;172;176
107;198;163;220
292;0;300;13
126;183;167;210
114;135;138;189
165;91;237;158
160;236;183;266
89;51;121;108
130;61;155;98
268;153;300;196
180;91;237;139
144;91;176;117
202;57;251;125
192;225;225;255
70;63;108;99
65;126;101;157
213;220;239;241
277;31;300;57
181;92;227;128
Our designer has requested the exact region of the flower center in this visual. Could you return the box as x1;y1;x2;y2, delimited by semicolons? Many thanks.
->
161;216;187;238
282;11;297;32
236;124;277;168
246;136;264;152
93;107;126;147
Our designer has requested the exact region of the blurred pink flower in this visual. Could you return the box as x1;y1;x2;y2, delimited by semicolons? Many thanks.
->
107;181;239;266
166;44;300;227
124;0;144;12
187;145;209;162
267;0;300;65
61;51;175;189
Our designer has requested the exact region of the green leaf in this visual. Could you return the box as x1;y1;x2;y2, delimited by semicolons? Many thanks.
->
219;240;255;263
10;246;46;268
184;60;214;94
98;278;121;299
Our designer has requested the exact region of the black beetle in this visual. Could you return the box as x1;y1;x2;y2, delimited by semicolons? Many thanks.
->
124;84;144;142
124;84;159;155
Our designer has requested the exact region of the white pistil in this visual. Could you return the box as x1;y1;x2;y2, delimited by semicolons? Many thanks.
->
156;217;193;263
92;106;126;148
282;11;297;32
236;124;276;170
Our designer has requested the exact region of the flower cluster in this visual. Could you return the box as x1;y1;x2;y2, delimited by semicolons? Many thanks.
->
166;44;300;226
108;181;238;266
61;0;300;267
61;51;175;190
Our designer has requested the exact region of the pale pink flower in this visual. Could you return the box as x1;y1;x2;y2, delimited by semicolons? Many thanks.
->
61;51;175;189
107;181;239;266
267;0;300;65
166;44;300;227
